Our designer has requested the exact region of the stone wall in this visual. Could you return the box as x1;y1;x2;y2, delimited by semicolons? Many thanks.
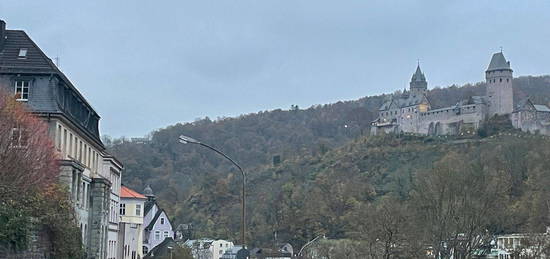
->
416;104;487;135
88;178;111;259
0;221;52;259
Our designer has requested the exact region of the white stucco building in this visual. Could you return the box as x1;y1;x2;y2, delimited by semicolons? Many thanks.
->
185;239;235;259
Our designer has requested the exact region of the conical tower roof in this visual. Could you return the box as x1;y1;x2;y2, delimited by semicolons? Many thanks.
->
411;65;426;82
486;52;512;72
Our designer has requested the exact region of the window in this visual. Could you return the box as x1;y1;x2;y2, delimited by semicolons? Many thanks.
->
160;217;165;224
63;129;67;154
79;140;83;161
120;203;126;215
143;246;148;255
136;204;141;216
18;48;27;58
163;231;169;238
57;125;62;149
155;231;160;240
10;128;28;147
14;80;30;101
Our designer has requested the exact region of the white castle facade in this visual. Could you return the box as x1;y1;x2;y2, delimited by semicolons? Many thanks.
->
371;52;550;136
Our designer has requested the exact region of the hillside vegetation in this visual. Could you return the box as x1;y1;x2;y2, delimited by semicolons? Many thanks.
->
109;75;550;251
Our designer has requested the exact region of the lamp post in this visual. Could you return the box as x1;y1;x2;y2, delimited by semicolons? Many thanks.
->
178;135;247;249
297;234;325;258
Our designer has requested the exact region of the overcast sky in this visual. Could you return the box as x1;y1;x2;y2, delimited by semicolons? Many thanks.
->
1;1;549;137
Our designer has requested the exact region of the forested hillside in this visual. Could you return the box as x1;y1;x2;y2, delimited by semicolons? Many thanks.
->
108;75;550;250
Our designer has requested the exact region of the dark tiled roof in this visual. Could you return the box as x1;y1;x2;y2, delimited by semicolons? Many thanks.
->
379;93;429;111
487;52;512;71
144;237;177;259
411;65;426;82
0;30;56;73
144;199;156;216
0;28;103;145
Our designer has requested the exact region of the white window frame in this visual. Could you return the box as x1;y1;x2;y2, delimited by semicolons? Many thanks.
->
14;80;30;101
18;48;28;58
136;204;141;216
155;231;160;240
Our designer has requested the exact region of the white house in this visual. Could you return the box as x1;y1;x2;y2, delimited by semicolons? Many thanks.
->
118;186;147;259
142;186;174;255
185;239;234;259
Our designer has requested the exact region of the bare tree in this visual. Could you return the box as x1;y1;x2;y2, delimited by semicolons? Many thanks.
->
411;152;507;259
0;91;58;193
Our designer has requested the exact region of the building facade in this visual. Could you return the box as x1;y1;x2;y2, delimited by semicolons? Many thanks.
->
118;186;147;259
371;51;550;136
186;239;235;259
142;186;175;255
0;20;123;258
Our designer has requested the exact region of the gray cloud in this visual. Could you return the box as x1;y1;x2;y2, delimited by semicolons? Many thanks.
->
1;0;549;136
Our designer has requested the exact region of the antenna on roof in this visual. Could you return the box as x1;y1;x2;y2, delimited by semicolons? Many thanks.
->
500;46;503;53
54;56;60;68
417;58;420;66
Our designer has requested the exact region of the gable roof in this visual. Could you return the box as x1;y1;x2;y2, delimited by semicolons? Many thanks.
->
144;199;156;216
145;208;174;231
144;237;177;259
121;186;146;199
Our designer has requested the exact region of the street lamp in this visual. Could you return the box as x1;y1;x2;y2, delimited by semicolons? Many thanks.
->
297;234;325;258
178;135;248;250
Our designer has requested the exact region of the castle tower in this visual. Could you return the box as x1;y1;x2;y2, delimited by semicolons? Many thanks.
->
410;64;428;95
486;52;513;116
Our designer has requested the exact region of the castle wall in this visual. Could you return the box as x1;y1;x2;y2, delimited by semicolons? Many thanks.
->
415;104;487;135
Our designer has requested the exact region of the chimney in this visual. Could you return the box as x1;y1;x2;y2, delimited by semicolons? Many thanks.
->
0;20;5;51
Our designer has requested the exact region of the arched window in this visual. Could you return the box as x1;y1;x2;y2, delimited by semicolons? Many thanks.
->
500;78;503;82
143;246;149;255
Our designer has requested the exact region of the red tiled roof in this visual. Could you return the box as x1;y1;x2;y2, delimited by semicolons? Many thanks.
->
121;186;146;199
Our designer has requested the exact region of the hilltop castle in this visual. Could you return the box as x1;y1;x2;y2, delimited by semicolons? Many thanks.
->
371;52;550;136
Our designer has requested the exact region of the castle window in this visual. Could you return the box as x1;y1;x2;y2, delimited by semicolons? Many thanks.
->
14;80;30;101
500;78;503;82
507;78;509;82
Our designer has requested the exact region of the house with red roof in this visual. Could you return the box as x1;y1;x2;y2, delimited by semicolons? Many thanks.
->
118;186;147;259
